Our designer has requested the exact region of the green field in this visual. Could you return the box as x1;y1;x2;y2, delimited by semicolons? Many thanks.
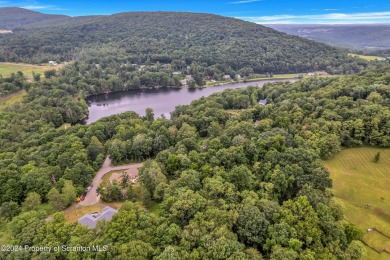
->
348;53;386;61
0;62;63;78
324;147;390;259
0;90;27;111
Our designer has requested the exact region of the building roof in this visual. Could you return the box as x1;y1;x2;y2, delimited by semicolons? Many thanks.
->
78;206;118;228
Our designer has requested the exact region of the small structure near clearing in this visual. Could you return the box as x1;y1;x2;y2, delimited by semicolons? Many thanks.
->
78;206;118;228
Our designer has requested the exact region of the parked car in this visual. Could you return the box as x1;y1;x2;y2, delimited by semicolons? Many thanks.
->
85;187;91;192
80;192;87;201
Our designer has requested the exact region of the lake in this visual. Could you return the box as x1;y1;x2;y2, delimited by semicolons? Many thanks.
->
85;79;297;124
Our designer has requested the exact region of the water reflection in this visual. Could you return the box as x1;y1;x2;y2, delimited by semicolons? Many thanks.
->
85;79;297;124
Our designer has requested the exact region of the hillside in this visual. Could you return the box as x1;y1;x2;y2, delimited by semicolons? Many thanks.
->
0;10;363;75
267;24;390;52
0;7;69;30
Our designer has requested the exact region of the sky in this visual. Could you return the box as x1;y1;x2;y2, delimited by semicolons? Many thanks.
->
1;0;390;24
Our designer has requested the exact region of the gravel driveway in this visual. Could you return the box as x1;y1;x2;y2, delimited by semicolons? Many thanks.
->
78;156;143;206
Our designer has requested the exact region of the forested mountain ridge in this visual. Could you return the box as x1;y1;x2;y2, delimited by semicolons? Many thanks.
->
0;7;69;30
0;11;364;75
0;65;388;258
267;24;390;52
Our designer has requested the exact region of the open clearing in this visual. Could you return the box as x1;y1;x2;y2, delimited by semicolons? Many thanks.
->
64;203;123;223
0;62;63;77
348;53;386;61
0;90;27;111
324;147;390;259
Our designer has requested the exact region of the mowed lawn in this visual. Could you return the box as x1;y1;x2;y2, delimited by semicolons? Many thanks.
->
0;62;63;77
324;147;390;259
64;203;122;223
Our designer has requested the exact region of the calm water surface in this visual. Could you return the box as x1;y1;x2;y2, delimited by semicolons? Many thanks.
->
86;79;298;124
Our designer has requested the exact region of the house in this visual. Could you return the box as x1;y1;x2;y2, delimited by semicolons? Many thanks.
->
236;74;241;80
173;71;181;75
48;61;58;66
180;80;188;86
185;75;193;80
223;75;231;80
78;206;118;228
307;72;315;76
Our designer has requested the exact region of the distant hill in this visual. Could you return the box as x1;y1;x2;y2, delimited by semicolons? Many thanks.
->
0;9;365;74
367;49;390;58
267;24;390;52
0;7;69;30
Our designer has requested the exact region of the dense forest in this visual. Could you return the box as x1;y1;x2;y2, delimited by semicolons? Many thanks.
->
0;64;388;258
0;11;371;77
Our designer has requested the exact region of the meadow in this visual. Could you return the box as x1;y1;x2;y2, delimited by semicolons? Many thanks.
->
0;62;62;77
324;147;390;259
348;53;386;61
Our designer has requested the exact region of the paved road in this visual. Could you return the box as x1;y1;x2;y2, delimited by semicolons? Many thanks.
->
78;156;143;206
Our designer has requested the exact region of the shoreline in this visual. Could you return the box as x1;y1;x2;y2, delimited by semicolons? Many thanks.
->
84;77;298;100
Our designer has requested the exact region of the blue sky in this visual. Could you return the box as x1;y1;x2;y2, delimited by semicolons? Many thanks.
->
1;0;390;24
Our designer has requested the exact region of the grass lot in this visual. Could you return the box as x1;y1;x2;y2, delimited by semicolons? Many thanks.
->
64;202;123;223
0;62;63;78
348;53;386;61
324;147;390;259
101;170;124;187
64;204;105;223
0;89;27;111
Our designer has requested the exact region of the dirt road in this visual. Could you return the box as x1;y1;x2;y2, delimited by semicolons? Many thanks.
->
78;156;143;206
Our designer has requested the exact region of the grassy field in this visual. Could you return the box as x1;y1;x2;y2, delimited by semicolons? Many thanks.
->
0;62;63;78
348;53;386;61
64;202;123;223
64;204;104;223
0;90;27;111
324;147;390;259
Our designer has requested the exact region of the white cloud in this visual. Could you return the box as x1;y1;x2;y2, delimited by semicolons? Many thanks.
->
230;0;261;4
324;9;340;11
21;5;49;9
0;0;67;10
238;11;390;24
21;5;68;10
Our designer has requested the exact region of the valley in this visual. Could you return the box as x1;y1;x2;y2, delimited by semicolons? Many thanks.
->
0;5;389;260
